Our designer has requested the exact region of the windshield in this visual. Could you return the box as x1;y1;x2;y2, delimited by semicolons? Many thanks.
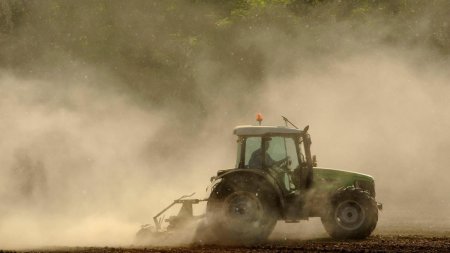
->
243;136;301;170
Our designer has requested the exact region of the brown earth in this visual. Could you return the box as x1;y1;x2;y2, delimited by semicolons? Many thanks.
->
11;216;450;252
21;235;450;253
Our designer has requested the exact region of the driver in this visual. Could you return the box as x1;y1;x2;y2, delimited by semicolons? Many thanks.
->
249;138;289;169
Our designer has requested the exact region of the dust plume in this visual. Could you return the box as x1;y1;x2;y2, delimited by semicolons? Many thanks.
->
0;0;450;249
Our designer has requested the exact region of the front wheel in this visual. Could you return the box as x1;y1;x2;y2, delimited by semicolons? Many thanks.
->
321;186;378;239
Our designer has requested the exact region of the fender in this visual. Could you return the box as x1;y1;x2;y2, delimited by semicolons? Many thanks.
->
209;168;286;213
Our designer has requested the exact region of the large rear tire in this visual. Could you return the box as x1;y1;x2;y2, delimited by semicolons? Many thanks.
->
321;186;378;239
203;175;279;245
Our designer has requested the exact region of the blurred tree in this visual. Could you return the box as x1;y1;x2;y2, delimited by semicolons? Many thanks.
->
0;0;449;121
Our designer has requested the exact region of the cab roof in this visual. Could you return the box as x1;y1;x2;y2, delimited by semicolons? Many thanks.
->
233;125;303;136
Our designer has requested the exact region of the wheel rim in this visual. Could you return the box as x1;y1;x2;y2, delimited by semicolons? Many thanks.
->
224;191;263;228
334;200;366;231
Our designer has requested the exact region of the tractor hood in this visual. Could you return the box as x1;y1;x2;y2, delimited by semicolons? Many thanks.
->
312;167;374;185
311;167;377;197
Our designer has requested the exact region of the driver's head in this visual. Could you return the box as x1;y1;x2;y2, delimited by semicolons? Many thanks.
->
262;137;271;151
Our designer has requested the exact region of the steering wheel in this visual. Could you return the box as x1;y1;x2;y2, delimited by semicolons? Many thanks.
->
279;156;292;173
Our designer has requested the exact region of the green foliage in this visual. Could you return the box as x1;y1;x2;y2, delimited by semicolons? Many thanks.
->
0;0;449;112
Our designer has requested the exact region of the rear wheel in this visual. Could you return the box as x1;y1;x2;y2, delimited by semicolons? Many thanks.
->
321;186;378;239
203;175;279;245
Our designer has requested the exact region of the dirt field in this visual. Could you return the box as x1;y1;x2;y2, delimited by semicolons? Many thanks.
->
25;235;449;253
24;222;450;253
12;216;450;252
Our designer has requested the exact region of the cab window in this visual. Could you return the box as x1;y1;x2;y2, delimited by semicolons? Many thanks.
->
266;137;285;162
244;137;261;167
285;138;299;170
244;136;299;170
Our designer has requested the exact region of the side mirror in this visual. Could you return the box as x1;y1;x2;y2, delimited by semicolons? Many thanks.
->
303;125;309;133
312;155;317;167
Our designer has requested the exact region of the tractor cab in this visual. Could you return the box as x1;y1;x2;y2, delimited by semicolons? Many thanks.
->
233;124;314;193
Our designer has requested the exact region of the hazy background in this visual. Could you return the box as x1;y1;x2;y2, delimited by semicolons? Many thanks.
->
0;0;450;249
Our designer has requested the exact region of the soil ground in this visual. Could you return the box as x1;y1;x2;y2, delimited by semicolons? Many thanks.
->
12;216;450;252
23;235;450;253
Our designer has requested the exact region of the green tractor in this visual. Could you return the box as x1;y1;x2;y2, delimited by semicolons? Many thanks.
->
136;116;382;245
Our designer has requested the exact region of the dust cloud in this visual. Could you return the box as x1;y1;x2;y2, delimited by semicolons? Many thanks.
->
0;0;450;249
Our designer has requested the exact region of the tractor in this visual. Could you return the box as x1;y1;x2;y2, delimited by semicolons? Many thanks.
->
136;115;382;245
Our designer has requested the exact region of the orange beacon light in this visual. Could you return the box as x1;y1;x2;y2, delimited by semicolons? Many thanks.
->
256;113;263;125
